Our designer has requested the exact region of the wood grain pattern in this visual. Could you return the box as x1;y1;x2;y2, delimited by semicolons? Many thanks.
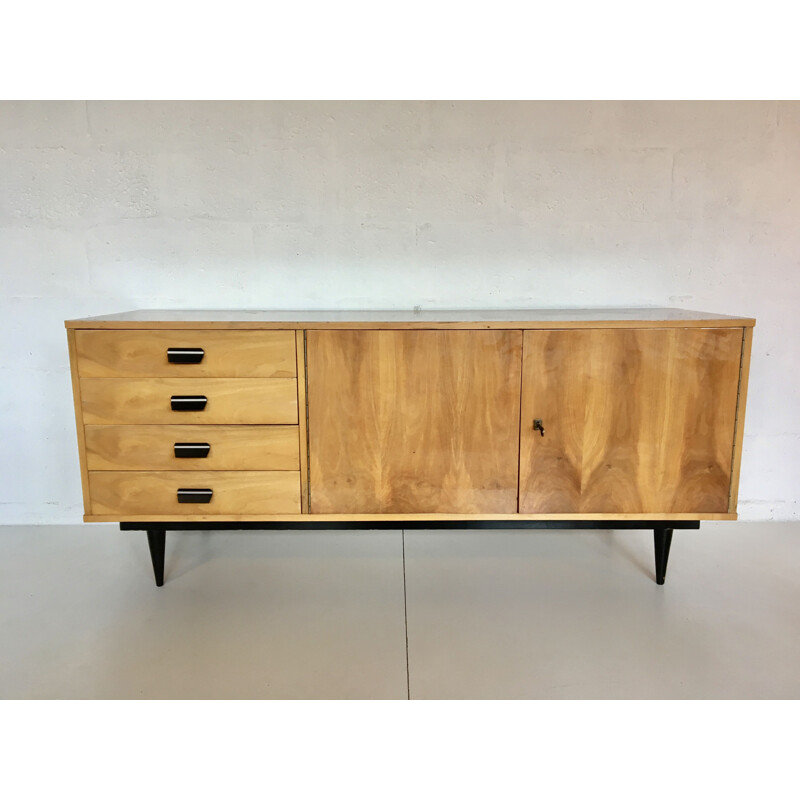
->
75;330;296;377
88;471;301;515
519;328;743;514
307;330;522;514
296;330;310;513
728;326;753;512
85;425;300;471
65;308;756;330
66;329;92;514
80;378;298;425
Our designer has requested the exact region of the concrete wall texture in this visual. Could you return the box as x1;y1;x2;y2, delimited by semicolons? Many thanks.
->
0;100;797;523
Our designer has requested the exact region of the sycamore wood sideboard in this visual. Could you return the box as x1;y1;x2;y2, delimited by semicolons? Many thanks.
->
65;308;755;586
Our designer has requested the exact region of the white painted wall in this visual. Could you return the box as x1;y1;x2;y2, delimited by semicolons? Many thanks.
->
1;101;797;523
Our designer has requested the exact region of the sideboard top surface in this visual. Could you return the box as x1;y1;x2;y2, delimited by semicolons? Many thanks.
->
66;308;755;330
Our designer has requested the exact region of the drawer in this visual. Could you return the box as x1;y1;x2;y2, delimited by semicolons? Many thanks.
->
89;471;301;515
80;378;298;424
85;425;300;471
75;330;297;378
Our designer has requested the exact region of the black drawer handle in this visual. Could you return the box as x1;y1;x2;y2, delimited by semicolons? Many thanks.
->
170;395;208;411
174;442;211;458
167;347;205;364
177;488;213;504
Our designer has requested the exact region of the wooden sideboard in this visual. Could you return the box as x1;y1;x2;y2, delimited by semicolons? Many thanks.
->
65;308;755;586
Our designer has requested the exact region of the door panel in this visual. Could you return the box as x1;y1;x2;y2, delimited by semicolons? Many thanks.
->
519;328;743;513
307;330;522;514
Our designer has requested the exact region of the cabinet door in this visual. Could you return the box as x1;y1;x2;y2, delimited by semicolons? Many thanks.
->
307;330;522;514
519;328;743;514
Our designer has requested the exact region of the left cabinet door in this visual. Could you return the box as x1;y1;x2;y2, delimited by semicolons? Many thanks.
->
307;330;523;514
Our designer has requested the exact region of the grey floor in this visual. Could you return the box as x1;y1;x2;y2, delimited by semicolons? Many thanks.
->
1;522;798;699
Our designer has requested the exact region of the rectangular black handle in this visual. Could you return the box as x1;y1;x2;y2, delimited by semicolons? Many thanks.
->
170;395;208;411
174;442;211;459
167;347;205;364
177;488;213;504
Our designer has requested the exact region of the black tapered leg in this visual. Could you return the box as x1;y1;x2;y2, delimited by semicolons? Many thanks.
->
146;529;166;587
653;527;673;585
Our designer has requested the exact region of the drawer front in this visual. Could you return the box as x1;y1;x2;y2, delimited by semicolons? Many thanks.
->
80;378;298;424
89;471;301;515
75;330;297;378
85;425;300;471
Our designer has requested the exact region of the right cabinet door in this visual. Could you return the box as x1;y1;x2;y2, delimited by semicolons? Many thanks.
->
519;327;744;514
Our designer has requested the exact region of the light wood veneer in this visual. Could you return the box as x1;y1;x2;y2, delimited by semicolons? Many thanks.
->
307;330;522;514
89;471;301;515
80;378;298;425
75;330;296;378
66;308;756;329
85;425;300;471
519;328;743;514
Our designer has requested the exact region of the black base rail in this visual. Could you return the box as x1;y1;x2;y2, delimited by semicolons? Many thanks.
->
121;520;698;588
